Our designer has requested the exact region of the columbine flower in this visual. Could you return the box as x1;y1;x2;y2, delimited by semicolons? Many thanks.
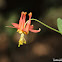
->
7;12;41;47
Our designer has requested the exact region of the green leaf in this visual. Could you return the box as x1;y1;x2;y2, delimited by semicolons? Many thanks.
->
57;18;62;34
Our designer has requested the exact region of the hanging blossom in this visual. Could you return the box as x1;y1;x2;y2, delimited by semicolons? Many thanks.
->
7;12;41;47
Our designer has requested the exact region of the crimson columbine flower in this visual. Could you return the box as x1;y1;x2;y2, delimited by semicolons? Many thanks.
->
7;12;41;47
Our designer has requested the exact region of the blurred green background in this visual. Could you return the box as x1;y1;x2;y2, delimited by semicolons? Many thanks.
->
0;0;62;62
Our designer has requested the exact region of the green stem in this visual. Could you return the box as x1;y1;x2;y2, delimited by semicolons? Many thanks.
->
24;18;61;34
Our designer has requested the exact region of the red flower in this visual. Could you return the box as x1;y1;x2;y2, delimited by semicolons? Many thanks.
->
7;12;41;47
8;12;41;34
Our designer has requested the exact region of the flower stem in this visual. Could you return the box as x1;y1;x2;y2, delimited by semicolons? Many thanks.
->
25;18;61;34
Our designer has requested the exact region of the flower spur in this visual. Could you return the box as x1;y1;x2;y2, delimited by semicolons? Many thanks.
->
6;12;41;47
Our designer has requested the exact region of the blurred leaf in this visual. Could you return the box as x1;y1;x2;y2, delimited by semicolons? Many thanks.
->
6;12;18;25
5;12;18;36
57;18;62;34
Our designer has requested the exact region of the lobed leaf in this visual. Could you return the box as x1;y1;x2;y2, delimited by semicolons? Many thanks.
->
57;18;62;34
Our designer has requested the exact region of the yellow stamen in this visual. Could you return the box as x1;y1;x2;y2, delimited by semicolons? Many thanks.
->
17;29;23;34
18;33;26;47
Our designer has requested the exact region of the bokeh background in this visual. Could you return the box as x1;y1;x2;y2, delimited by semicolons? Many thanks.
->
0;0;62;62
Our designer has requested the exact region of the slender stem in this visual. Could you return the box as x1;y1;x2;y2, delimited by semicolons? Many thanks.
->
24;18;61;34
